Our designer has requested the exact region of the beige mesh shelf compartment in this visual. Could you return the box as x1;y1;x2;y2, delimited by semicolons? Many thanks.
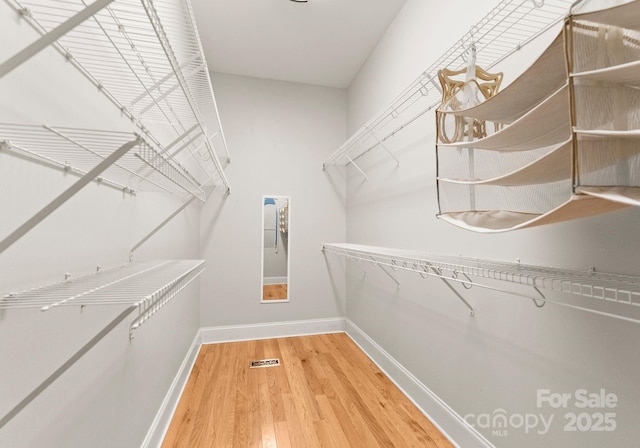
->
435;0;640;233
570;1;640;207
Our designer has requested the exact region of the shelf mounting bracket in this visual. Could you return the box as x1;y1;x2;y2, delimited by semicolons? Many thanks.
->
371;256;400;287
426;263;475;316
345;154;368;181
367;126;400;167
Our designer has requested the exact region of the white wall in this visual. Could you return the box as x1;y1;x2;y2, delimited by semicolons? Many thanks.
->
0;5;202;447
344;1;640;447
200;72;347;327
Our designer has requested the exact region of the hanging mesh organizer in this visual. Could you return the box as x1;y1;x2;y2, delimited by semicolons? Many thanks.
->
435;0;640;232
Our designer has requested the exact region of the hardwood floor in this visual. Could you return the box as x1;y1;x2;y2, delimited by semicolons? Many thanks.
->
162;333;453;447
262;284;288;301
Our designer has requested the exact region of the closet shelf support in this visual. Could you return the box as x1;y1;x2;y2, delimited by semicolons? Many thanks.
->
345;154;368;181
430;264;475;316
367;126;400;167
370;256;400;287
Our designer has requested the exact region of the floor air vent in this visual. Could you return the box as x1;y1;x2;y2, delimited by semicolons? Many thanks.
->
250;358;280;368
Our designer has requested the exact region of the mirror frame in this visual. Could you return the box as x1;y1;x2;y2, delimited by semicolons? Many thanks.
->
260;194;290;303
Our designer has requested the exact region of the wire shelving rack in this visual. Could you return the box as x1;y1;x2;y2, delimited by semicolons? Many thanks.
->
2;0;230;193
323;243;640;324
322;0;575;176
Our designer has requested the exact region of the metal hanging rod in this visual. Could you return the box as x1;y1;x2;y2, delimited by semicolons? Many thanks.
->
3;0;230;194
322;0;574;172
322;243;640;324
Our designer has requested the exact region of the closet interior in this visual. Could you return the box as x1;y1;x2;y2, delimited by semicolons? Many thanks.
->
2;0;640;446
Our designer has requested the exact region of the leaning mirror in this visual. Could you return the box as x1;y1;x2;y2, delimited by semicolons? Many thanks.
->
261;195;290;302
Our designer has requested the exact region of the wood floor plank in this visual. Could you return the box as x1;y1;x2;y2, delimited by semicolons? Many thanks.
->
331;334;442;447
198;343;232;446
162;333;454;448
317;352;383;447
247;341;263;448
277;338;322;448
322;351;396;447
258;379;277;448
232;343;249;448
330;336;426;446
162;348;209;448
291;337;324;397
263;338;287;423
208;343;236;447
314;393;351;447
273;420;292;448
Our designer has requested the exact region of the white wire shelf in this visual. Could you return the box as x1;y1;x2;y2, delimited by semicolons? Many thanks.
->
0;258;204;429
0;123;206;200
1;259;204;336
3;0;230;194
322;0;574;172
323;243;640;324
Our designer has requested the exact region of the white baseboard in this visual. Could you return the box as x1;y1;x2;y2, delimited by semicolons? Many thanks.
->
345;319;495;448
263;276;287;285
200;317;346;344
140;330;202;448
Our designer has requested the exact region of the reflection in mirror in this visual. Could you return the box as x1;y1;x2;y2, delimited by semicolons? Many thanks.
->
261;195;290;302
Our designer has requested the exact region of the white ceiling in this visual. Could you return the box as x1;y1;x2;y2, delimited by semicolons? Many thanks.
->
190;0;407;88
